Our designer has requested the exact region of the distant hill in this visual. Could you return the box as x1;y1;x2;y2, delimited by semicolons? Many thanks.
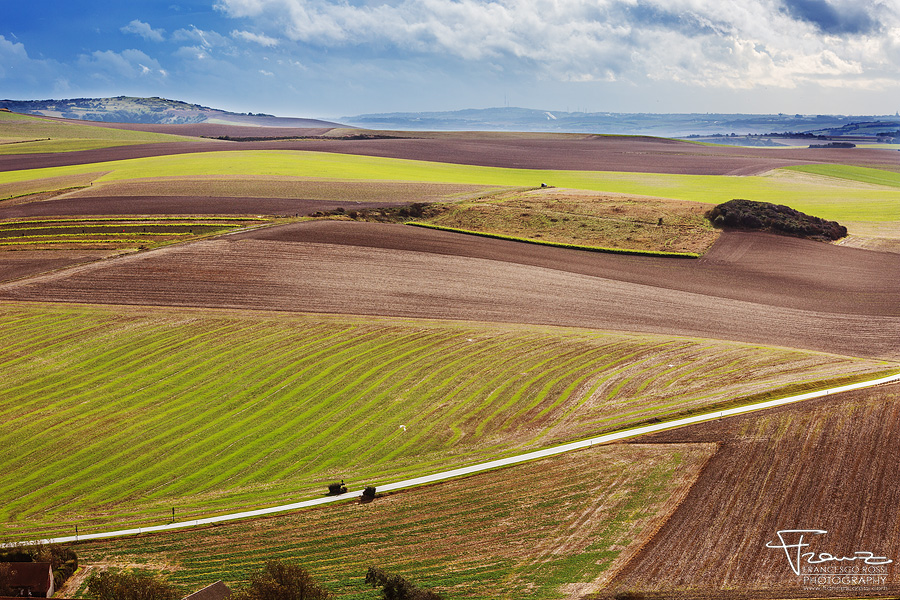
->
4;97;899;139
343;107;900;137
0;96;343;128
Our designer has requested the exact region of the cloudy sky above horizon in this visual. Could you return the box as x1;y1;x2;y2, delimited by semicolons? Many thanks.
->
3;0;900;119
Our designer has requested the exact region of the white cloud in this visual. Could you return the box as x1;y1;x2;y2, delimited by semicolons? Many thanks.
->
0;35;60;86
232;29;279;46
260;69;275;75
214;0;900;90
172;25;229;48
77;49;167;80
121;19;166;42
175;45;210;60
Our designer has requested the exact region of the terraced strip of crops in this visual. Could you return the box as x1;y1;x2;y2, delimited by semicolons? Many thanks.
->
0;302;891;541
67;442;717;600
0;218;266;249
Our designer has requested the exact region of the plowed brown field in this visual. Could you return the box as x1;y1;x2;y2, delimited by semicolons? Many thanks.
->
4;135;900;174
0;196;420;219
605;382;900;599
0;249;120;282
1;222;897;360
0;181;493;220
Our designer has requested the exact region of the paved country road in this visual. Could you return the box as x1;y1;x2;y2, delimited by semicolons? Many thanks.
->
8;370;899;548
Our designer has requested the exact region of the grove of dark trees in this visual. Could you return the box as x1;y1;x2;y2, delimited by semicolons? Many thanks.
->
706;199;848;241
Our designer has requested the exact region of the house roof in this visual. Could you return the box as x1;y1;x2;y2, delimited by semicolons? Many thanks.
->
1;562;53;595
182;580;232;600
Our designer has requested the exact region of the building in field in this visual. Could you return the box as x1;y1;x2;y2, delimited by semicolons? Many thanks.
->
182;580;232;600
1;562;54;597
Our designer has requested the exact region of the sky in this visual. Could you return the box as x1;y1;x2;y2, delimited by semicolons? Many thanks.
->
2;0;900;120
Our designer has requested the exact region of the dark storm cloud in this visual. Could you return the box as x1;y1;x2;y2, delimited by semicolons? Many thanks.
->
781;0;880;35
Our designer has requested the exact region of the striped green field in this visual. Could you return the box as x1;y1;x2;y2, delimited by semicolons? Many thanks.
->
0;217;265;250
0;302;892;541
65;442;716;600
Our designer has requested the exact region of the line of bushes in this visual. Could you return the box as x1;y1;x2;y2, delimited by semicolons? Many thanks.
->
80;561;441;600
405;222;701;258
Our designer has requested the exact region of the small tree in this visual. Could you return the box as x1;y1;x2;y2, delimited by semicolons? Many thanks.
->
87;570;180;600
232;560;330;600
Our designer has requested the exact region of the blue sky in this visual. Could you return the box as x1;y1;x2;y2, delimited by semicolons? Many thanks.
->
3;0;900;119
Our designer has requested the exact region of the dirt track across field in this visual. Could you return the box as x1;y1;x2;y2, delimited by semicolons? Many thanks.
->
3;135;900;175
1;222;897;360
606;382;900;599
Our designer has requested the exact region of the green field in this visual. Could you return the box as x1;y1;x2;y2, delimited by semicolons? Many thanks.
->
784;163;900;187
0;111;201;154
65;442;716;599
0;302;891;541
3;150;899;226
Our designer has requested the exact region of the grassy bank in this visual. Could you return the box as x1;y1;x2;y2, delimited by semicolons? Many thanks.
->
406;222;702;257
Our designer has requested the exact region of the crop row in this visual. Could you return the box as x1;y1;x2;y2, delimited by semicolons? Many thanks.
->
0;303;888;540
0;219;255;248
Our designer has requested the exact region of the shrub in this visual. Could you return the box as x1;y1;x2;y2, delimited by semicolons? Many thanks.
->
327;482;347;496
233;560;330;600
365;567;442;600
362;486;376;499
87;570;179;600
